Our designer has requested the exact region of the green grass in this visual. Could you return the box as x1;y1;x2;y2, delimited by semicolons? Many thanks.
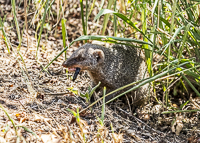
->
2;0;199;109
39;0;200;110
1;1;200;140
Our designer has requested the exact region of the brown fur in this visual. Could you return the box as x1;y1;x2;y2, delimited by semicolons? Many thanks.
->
63;43;150;103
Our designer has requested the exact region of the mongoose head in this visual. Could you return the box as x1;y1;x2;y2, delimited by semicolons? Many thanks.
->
62;45;105;72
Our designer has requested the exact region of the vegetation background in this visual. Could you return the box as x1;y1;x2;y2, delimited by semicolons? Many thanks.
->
0;0;200;142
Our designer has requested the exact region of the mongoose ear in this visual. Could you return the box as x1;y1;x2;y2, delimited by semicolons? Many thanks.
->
93;49;105;63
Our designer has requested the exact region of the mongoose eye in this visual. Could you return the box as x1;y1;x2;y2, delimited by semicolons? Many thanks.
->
96;56;100;62
77;57;84;61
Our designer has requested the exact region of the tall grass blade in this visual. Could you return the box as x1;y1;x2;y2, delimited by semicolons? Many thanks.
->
17;126;40;140
88;0;97;18
75;35;153;46
0;104;18;136
95;9;152;43
166;0;177;106
61;18;67;60
113;0;117;36
89;82;101;97
24;0;28;48
0;27;10;54
178;24;190;61
11;0;21;50
36;0;50;60
142;1;152;77
85;0;89;36
102;0;114;35
162;109;200;114
160;26;184;56
182;73;200;97
151;0;159;22
101;87;106;123
80;0;86;36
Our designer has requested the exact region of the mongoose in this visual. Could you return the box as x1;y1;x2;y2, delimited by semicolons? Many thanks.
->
62;43;149;104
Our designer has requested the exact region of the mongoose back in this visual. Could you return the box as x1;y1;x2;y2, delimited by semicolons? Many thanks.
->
62;43;149;103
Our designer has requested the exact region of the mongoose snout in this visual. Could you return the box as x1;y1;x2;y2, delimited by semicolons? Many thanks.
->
63;43;149;103
62;60;81;81
62;46;105;80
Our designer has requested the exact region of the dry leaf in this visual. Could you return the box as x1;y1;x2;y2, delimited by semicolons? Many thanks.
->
15;112;28;123
40;134;62;143
112;133;123;143
171;116;183;135
0;137;6;143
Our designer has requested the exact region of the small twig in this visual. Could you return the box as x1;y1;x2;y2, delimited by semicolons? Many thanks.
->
44;92;69;96
116;106;163;135
18;100;27;110
125;94;132;113
190;97;200;109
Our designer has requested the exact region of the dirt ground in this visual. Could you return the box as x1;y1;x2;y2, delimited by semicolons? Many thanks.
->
0;0;200;143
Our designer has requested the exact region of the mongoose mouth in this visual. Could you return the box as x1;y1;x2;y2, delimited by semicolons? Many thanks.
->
62;61;81;81
72;67;81;81
68;67;77;72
